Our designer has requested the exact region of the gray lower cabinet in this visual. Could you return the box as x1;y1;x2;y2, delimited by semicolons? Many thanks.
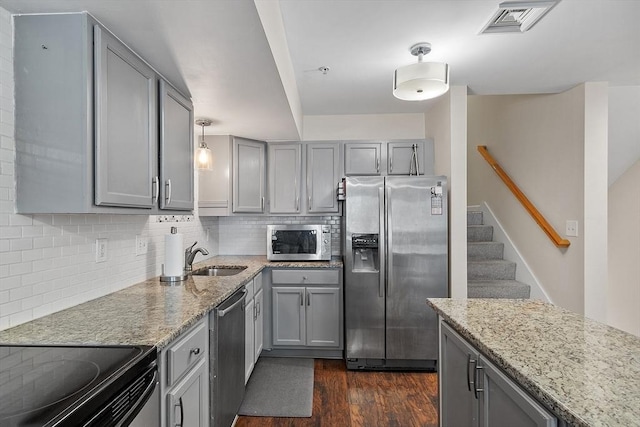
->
233;137;266;213
440;321;557;427
244;273;264;384
306;142;340;213
160;317;209;427
271;269;342;349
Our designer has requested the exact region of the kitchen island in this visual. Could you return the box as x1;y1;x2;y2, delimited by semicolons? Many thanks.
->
428;298;640;427
0;255;342;348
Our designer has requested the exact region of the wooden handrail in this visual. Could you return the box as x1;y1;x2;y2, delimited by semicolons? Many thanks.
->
477;146;570;248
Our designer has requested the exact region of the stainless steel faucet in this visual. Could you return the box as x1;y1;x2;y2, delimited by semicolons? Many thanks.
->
184;241;209;272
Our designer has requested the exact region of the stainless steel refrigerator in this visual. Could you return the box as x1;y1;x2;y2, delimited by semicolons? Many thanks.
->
344;176;448;370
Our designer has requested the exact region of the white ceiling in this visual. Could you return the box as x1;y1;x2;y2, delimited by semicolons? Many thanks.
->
1;0;639;146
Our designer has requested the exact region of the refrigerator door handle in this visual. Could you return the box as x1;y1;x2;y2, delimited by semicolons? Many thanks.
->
378;186;385;298
386;186;392;296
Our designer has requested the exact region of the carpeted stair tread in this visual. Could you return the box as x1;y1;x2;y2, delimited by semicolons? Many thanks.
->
468;259;516;280
468;225;493;242
467;211;484;225
468;280;531;299
468;241;504;260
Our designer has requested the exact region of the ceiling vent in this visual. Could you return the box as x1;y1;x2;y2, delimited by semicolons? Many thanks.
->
480;1;559;34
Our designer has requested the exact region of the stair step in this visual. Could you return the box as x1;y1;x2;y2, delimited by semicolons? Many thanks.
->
468;280;531;299
467;225;493;242
468;260;516;280
468;242;504;260
467;211;484;226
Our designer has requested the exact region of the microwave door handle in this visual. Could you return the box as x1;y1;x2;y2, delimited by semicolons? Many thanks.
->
378;186;385;298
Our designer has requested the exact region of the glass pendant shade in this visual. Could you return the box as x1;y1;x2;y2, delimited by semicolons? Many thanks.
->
393;61;449;101
197;140;213;171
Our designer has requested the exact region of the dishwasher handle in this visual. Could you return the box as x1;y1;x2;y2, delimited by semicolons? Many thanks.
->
217;289;247;317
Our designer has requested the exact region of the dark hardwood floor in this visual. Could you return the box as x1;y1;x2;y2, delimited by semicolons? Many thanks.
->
235;359;439;427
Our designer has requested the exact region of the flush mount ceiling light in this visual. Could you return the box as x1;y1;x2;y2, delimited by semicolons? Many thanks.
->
393;42;449;101
480;1;559;34
195;119;213;171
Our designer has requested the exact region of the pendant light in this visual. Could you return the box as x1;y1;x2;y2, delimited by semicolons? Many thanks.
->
195;119;213;170
393;42;449;101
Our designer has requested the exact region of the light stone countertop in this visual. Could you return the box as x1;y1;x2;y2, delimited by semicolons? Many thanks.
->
427;298;640;427
0;255;343;349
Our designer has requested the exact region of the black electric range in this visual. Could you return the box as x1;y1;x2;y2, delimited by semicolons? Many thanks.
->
0;344;157;427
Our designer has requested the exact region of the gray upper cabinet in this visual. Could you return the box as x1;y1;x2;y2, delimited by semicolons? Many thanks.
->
387;140;430;175
268;143;301;214
13;12;192;214
344;142;382;175
94;24;157;208
159;80;194;211
233;137;266;213
306;142;340;213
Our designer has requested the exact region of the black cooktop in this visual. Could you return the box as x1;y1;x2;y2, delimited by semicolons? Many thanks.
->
0;344;155;427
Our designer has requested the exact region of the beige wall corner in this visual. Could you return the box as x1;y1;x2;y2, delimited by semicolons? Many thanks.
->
607;160;640;336
426;86;468;298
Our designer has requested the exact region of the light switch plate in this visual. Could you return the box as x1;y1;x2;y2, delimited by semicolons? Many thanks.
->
566;220;578;237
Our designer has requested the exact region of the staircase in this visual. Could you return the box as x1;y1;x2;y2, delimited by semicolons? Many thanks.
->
467;210;530;299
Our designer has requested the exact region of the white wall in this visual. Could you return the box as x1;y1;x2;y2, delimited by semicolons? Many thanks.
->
0;8;218;330
608;86;640;185
302;113;425;140
425;86;468;298
607;160;640;336
467;87;587;314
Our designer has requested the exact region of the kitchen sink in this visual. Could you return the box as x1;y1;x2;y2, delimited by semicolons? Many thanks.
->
191;266;247;276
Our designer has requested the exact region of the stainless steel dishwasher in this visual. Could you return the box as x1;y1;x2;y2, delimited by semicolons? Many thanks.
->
210;287;247;427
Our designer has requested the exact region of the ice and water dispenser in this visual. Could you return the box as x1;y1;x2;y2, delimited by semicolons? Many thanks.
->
351;234;379;272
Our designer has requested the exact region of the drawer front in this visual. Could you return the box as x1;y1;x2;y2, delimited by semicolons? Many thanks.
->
167;321;207;386
271;269;340;285
245;278;255;301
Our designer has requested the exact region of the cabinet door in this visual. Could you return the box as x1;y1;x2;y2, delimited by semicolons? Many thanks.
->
388;141;425;175
244;297;255;384
306;287;340;347
94;25;157;208
159;80;194;210
480;356;557;427
272;287;305;346
233;137;266;213
307;143;340;213
344;142;382;175
167;359;208;427
440;322;479;427
268;143;301;213
254;288;264;362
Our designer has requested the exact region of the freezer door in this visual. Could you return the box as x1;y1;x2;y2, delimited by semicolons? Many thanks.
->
385;176;448;361
344;177;385;360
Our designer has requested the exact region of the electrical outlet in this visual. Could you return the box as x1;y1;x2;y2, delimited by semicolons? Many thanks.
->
136;235;148;255
566;220;578;237
96;238;107;262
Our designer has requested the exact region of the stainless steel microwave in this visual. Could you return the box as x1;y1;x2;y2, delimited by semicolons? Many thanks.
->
267;224;332;261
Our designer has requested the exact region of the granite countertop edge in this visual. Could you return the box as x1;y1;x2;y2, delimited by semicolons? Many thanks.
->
427;298;640;427
0;255;343;350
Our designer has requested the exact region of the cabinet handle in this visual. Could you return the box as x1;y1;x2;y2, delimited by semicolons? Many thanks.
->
261;197;264;212
376;157;380;173
253;303;257;320
306;291;310;306
300;291;304;306
175;396;184;427
152;176;159;204
190;347;200;355
257;301;260;316
467;355;476;391
165;179;172;205
390;155;393;173
474;364;484;399
308;196;312;209
296;196;299;212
